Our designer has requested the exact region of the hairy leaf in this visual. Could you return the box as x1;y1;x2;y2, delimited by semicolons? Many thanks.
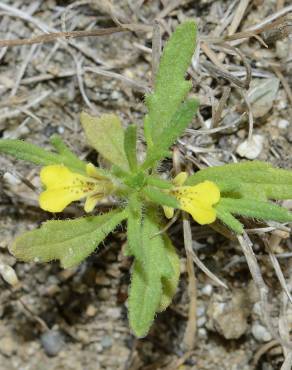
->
158;236;180;312
215;204;244;234
124;124;138;171
187;161;292;200
0;139;86;173
126;194;143;260
218;198;292;223
50;134;85;167
143;99;198;169
11;209;128;269
143;187;179;208
128;208;174;337
144;21;197;144
80;112;129;171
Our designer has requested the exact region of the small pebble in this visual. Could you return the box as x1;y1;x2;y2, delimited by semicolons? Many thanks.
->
278;119;289;129
198;328;207;339
0;336;17;357
41;330;64;357
3;172;21;186
201;284;213;296
197;316;206;328
0;263;19;286
86;304;97;317
101;335;113;349
236;135;264;159
196;306;205;317
251;323;272;342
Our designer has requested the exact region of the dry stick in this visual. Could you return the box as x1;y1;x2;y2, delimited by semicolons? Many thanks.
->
272;66;292;106
0;90;51;124
200;42;228;72
10;43;38;97
228;0;250;35
212;0;238;37
252;340;280;368
277;0;285;11
0;27;128;48
238;232;292;350
61;0;95;32
263;235;292;305
238;89;254;141
188;240;228;289
84;66;149;93
182;215;197;350
279;262;292;370
151;20;161;88
212;86;231;128
156;0;189;19
75;56;97;112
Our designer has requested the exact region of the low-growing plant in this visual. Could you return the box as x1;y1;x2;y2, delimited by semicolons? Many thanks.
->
1;21;292;337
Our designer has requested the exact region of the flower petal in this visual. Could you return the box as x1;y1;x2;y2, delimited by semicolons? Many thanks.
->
84;194;103;213
40;165;82;189
182;201;216;224
182;181;220;206
39;188;84;213
173;172;188;186
86;163;105;179
163;206;174;219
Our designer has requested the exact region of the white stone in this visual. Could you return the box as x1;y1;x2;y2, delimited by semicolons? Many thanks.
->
236;135;264;159
201;284;213;296
251;323;272;342
278;119;289;129
0;264;18;286
3;172;21;186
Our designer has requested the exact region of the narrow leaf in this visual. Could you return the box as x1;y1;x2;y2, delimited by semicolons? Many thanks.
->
129;261;162;337
11;209;128;269
143;187;179;208
219;198;292;223
158;236;180;312
126;194;143;260
187;161;292;201
0;139;85;173
80;112;129;170
215;204;244;234
50;134;84;167
124;125;138;171
128;208;174;337
143;99;198;169
144;21;197;143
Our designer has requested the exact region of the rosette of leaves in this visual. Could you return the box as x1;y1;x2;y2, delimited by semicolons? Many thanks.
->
1;21;292;337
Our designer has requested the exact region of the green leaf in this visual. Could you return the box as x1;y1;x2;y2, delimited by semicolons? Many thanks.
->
129;260;161;337
144;21;197;144
158;235;180;312
128;208;174;337
143;187;179;208
124;124;138;171
0;139;86;173
218;198;292;224
142;99;198;169
50;135;85;167
126;194;143;260
215;204;244;234
147;176;173;189
187;161;292;200
80;112;129;171
11;209;128;269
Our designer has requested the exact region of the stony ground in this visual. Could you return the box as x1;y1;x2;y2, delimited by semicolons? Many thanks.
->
0;1;292;369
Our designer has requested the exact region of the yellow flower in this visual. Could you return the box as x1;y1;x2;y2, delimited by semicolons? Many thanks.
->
39;164;114;213
163;172;220;225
